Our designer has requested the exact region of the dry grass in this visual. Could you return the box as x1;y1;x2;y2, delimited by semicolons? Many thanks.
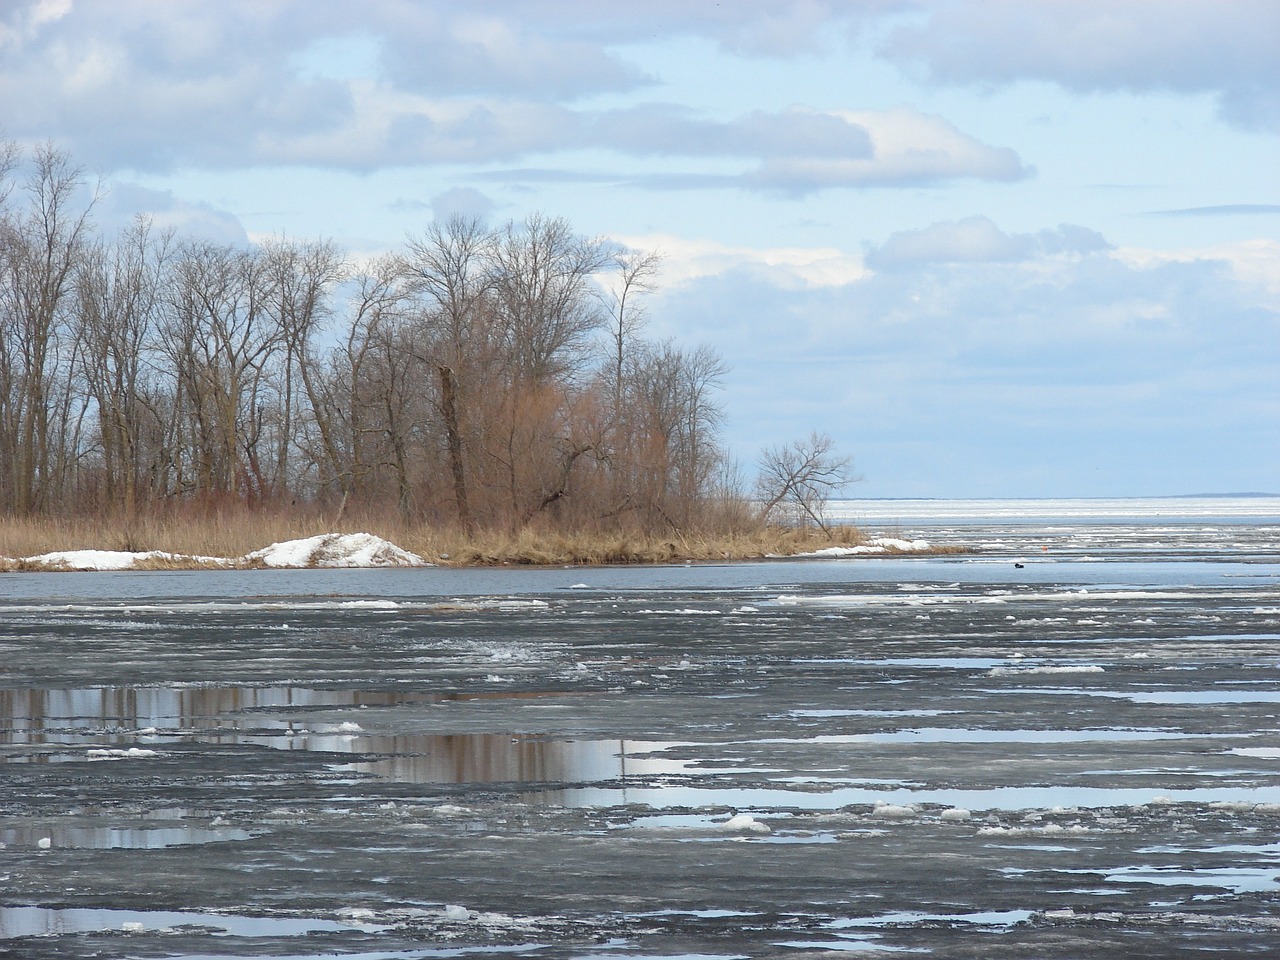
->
0;512;338;562
0;507;960;570
392;519;885;566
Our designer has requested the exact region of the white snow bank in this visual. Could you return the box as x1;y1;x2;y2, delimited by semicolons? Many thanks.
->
10;532;428;571
19;549;228;571
23;549;170;571
798;537;932;558
244;533;425;568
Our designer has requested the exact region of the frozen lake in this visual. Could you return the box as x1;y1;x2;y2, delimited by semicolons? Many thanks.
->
3;497;1280;958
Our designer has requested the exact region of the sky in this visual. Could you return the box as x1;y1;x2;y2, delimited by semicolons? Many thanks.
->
2;0;1277;498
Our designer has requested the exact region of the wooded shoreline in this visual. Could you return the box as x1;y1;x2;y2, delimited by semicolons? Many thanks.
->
3;142;859;542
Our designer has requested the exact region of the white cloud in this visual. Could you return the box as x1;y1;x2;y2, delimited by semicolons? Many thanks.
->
441;0;908;58
428;187;499;223
1113;238;1280;299
832;107;1029;185
867;216;1110;270
96;182;249;246
615;233;868;290
869;215;1032;268
725;107;1029;192
884;0;1280;131
379;9;650;99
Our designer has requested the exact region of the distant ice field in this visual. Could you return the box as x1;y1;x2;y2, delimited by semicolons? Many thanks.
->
828;495;1280;564
831;494;1280;525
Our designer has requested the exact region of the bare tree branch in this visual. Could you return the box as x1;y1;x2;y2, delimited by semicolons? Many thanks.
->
756;432;858;535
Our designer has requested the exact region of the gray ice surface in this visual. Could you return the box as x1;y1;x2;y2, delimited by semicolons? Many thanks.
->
3;505;1280;958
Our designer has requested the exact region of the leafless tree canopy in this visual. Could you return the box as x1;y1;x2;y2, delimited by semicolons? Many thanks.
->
0;143;759;534
756;432;857;534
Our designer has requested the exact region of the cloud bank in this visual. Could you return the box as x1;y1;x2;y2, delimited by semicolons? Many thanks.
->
867;216;1110;270
884;0;1280;131
657;225;1279;495
0;1;1035;188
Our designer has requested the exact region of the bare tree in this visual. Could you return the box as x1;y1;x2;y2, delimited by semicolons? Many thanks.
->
74;217;174;510
400;214;498;532
160;242;285;501
260;236;345;494
293;254;422;519
756;432;857;534
624;340;728;529
0;143;96;514
599;247;661;414
493;213;610;386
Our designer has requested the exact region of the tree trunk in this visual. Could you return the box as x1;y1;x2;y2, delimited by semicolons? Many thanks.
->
437;363;473;534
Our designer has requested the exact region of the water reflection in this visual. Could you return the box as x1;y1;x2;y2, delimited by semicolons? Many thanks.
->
347;734;680;784
0;824;253;849
0;686;448;759
0;686;685;786
0;686;435;744
0;905;380;938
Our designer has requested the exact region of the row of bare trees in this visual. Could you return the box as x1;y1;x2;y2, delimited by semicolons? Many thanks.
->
2;143;752;532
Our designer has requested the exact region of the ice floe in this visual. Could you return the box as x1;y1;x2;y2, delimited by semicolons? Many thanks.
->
870;802;917;819
86;747;159;761
987;664;1106;677
720;813;771;834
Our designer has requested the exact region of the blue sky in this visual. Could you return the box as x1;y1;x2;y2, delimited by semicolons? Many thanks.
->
2;0;1277;497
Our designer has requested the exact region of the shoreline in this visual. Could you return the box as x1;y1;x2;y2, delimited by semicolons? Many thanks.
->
0;530;959;573
0;535;962;570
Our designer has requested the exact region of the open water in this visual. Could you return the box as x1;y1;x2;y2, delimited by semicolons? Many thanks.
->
2;497;1279;958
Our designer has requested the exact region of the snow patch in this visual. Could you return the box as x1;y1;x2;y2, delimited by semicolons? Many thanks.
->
797;537;932;558
19;549;225;571
12;532;428;571
244;533;425;568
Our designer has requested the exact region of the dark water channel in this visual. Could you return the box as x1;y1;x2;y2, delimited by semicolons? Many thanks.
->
3;508;1280;958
